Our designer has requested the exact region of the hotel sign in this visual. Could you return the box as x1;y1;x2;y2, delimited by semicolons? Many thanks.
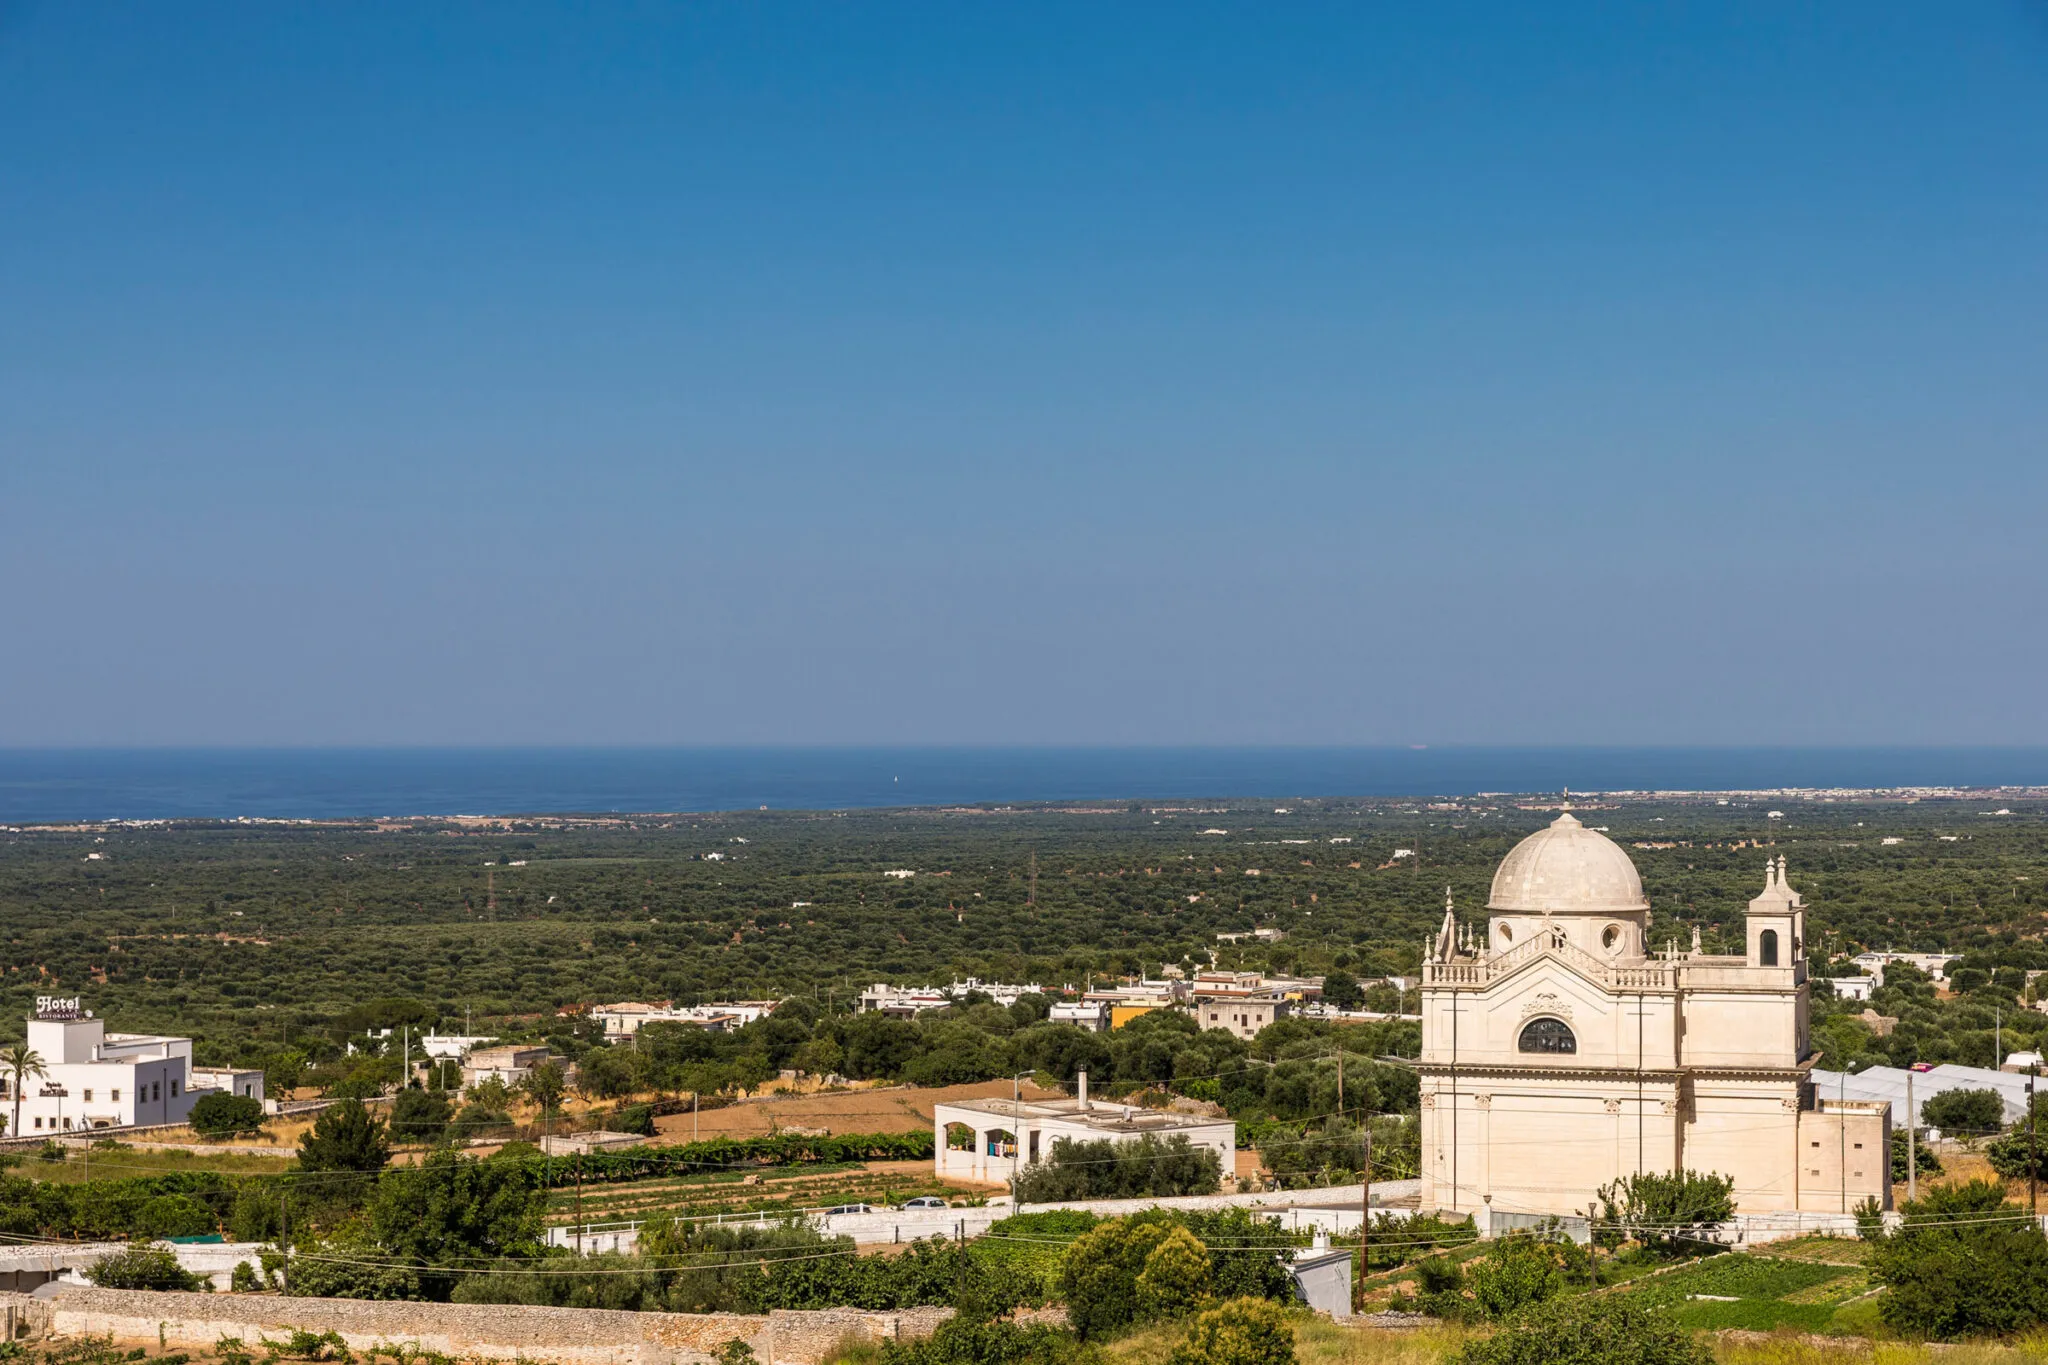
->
35;996;84;1020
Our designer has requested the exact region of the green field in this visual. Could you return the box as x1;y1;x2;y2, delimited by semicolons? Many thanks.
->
1616;1247;1876;1334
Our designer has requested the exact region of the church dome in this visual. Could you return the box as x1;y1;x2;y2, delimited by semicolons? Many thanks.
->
1487;811;1649;915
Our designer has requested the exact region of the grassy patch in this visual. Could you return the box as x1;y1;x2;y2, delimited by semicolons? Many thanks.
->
23;1145;293;1184
1100;1314;1471;1365
1614;1253;1869;1335
1623;1254;1854;1305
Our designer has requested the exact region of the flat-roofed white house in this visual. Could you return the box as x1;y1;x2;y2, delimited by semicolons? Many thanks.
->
1419;814;1890;1218
932;1071;1235;1187
462;1044;556;1088
187;1066;266;1104
3;999;201;1132
1048;1000;1109;1032
1191;992;1290;1042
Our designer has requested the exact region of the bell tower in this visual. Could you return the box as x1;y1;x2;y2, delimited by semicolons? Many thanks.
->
1745;855;1806;980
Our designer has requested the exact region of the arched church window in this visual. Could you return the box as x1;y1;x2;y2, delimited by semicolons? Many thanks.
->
1601;925;1622;953
1495;922;1513;945
1760;929;1779;967
1518;1017;1576;1054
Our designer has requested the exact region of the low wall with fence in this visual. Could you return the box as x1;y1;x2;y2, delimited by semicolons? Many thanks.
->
550;1177;1423;1252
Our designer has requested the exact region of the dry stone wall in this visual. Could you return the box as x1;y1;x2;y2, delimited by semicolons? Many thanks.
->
10;1288;956;1365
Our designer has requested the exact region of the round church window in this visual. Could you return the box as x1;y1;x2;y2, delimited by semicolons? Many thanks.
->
1602;925;1622;953
1518;1017;1576;1054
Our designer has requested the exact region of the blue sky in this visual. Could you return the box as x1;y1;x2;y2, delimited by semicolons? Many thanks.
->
3;3;2044;745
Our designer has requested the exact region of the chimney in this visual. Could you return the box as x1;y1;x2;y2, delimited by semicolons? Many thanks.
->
1076;1067;1089;1111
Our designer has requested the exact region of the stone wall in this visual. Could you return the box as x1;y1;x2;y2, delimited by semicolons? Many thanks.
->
9;1288;956;1365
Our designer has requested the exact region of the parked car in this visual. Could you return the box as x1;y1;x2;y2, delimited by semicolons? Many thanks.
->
824;1203;875;1216
899;1196;949;1210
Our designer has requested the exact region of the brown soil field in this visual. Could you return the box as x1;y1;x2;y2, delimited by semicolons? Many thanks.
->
652;1079;1065;1140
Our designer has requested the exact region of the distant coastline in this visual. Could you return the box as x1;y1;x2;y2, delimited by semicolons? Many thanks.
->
1;746;2045;824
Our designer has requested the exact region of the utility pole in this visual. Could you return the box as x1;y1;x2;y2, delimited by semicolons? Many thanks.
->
1839;1069;1848;1215
1337;1050;1344;1116
1359;1126;1372;1310
1027;850;1037;907
574;1157;584;1255
2031;1065;2039;1220
1906;1069;1916;1203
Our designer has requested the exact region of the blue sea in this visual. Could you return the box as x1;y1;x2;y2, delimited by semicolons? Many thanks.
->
0;747;2044;823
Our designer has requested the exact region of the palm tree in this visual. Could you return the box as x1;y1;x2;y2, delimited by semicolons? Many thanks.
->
4;1044;48;1139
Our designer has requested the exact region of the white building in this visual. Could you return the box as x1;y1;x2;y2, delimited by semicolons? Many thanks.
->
2;999;200;1133
932;1071;1235;1187
1824;976;1876;1002
187;1066;266;1104
1419;815;1890;1217
856;984;952;1017
1848;951;1959;985
1192;994;1290;1042
418;1032;498;1061
588;1001;778;1039
948;979;1044;1009
462;1044;555;1088
1048;1001;1109;1032
856;981;1044;1017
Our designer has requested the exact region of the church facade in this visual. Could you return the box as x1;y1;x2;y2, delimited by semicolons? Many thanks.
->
1418;812;1890;1217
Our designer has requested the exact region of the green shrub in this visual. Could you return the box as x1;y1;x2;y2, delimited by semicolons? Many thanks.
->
1919;1087;2005;1137
1411;1253;1468;1319
1869;1178;2048;1339
1011;1134;1221;1203
86;1243;202;1291
230;1260;261;1293
1134;1226;1213;1320
1455;1294;1710;1365
1892;1129;1943;1182
296;1100;391;1203
1463;1235;1581;1321
448;1104;515;1141
137;1193;217;1239
880;1317;1088;1365
1164;1297;1296;1365
606;1104;656;1136
189;1092;267;1138
1595;1171;1735;1257
283;1234;422;1300
388;1088;453;1144
1059;1216;1180;1339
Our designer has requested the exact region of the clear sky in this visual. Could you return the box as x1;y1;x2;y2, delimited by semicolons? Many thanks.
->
3;3;2044;746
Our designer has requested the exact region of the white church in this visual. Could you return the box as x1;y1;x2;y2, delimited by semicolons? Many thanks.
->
1419;812;1891;1217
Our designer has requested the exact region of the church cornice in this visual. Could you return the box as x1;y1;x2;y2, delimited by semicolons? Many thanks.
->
1418;1062;1686;1082
1419;1062;1811;1083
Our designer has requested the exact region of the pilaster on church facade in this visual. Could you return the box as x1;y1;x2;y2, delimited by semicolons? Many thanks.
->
1415;815;1888;1217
